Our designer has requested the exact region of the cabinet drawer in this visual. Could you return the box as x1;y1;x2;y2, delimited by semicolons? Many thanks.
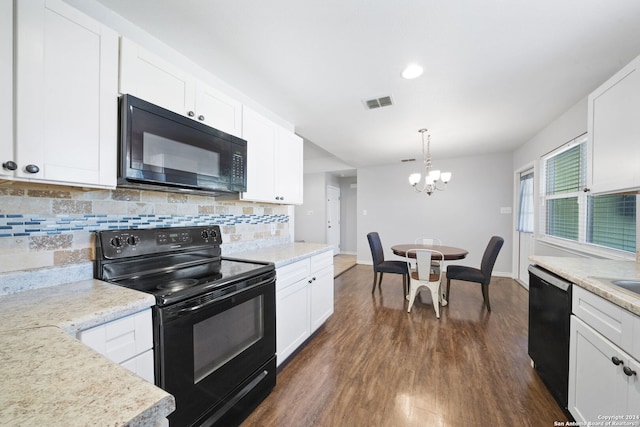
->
310;250;333;273
78;309;153;364
276;259;310;291
121;348;155;384
573;286;636;355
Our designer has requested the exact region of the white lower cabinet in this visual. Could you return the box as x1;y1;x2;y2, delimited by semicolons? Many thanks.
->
310;254;335;332
77;309;155;383
569;287;640;422
275;250;334;366
276;278;311;365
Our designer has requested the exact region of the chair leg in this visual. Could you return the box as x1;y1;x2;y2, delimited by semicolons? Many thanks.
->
482;283;491;312
371;272;378;293
377;272;384;290
407;281;418;313
429;283;440;319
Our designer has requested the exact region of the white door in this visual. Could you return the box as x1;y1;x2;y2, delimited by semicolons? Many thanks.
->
516;169;534;287
327;186;340;254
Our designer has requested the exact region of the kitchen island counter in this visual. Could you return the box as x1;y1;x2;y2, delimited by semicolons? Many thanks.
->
529;255;640;316
0;279;175;426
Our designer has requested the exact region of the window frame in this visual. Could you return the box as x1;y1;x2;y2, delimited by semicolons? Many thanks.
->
539;134;638;259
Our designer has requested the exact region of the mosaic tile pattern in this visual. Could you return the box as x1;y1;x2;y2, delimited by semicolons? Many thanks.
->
0;213;289;237
0;182;293;276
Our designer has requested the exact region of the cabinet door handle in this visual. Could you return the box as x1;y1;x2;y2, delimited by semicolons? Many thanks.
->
198;115;205;121
611;356;624;366
187;111;195;117
25;164;40;174
2;161;17;171
623;366;637;377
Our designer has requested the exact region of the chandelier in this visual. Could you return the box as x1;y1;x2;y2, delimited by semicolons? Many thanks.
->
408;129;452;195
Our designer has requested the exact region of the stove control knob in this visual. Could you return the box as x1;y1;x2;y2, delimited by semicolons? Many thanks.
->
127;235;140;246
211;229;218;239
201;230;210;240
110;237;123;248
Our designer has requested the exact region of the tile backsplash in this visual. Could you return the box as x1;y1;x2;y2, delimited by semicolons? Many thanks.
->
0;182;292;277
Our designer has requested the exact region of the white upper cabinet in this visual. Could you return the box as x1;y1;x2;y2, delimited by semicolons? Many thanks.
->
588;54;640;194
119;37;242;137
241;106;277;202
0;0;13;179
275;126;304;204
119;37;194;117
194;82;243;137
241;106;303;204
13;0;118;188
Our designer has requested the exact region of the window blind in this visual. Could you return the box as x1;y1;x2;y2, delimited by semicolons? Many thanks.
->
543;142;585;242
517;172;534;233
587;194;637;252
544;143;586;196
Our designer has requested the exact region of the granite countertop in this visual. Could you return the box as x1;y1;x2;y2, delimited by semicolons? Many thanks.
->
226;242;333;267
0;279;175;426
529;255;640;316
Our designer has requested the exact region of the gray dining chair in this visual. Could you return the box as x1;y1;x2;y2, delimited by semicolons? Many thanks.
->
367;232;409;295
445;236;504;311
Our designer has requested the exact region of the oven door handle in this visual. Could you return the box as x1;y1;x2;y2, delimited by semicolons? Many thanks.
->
174;276;274;316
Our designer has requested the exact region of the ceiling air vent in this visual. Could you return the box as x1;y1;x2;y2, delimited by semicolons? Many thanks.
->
363;95;394;110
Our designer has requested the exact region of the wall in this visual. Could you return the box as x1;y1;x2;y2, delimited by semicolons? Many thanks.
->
512;97;589;258
0;181;291;294
294;173;327;243
357;152;514;276
339;176;358;254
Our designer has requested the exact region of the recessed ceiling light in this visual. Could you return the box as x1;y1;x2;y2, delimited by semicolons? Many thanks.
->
402;64;423;79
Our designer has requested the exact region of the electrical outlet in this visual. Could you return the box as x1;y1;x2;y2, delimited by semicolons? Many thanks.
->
270;223;276;235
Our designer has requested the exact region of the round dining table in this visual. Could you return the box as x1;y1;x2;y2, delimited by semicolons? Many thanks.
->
391;244;468;260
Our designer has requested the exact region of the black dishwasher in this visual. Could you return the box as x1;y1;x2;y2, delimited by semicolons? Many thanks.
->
528;264;572;412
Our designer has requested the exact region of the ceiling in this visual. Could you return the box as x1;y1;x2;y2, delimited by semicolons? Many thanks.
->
94;0;640;172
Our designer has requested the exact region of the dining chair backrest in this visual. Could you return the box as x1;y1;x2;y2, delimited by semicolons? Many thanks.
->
405;249;444;281
367;232;385;266
414;237;442;246
479;236;505;281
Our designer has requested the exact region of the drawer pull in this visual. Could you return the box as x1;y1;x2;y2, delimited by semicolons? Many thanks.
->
623;366;637;377
611;356;624;366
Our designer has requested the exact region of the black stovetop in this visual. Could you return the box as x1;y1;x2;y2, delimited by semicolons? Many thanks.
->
94;226;274;306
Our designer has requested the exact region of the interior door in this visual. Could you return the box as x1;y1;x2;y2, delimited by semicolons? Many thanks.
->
327;185;340;254
517;169;534;287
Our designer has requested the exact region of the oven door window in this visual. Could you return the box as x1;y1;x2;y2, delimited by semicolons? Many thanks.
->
193;295;263;383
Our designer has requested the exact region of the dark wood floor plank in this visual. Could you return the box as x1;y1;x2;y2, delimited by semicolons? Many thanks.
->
242;265;566;427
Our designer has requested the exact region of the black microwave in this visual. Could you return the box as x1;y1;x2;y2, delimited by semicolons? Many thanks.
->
118;94;247;195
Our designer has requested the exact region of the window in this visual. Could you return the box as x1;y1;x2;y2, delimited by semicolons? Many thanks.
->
588;194;636;252
517;171;534;233
542;135;637;254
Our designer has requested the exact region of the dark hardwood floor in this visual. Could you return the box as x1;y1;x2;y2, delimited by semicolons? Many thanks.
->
242;265;566;427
